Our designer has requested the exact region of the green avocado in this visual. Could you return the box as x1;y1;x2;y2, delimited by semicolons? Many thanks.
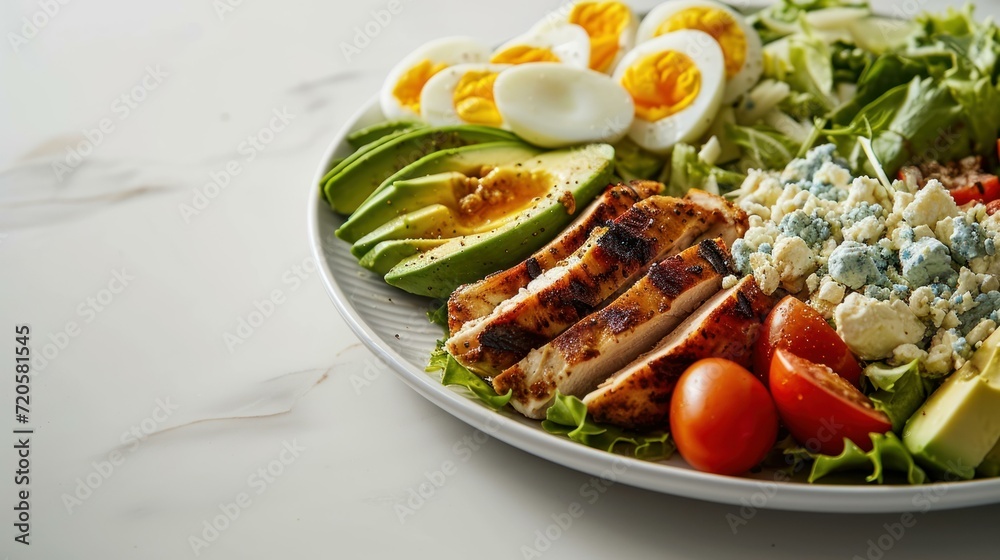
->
351;200;471;259
319;127;414;195
903;327;1000;480
337;141;541;243
324;125;518;214
358;238;449;276
383;143;615;298
346;120;424;150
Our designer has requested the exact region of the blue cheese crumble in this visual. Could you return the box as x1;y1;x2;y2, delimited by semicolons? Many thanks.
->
733;144;1000;374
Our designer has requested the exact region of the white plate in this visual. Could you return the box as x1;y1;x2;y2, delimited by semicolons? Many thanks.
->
307;98;1000;513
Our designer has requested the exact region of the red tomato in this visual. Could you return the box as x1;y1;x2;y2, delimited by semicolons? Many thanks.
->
949;175;1000;205
670;358;778;476
898;159;1000;205
753;296;862;387
769;349;892;456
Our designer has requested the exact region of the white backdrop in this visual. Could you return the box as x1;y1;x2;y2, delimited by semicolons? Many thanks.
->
1;1;998;558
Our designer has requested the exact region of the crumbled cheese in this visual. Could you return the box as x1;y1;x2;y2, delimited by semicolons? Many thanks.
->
834;293;926;360
899;237;957;286
901;180;959;229
967;319;996;347
892;343;928;365
750;252;780;295
731;145;1000;374
828;241;884;290
772;236;815;292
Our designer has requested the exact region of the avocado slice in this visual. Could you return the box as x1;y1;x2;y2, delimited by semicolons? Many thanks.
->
352;202;475;260
383;143;616;298
346;120;424;149
337;142;542;243
319;127;414;194
351;202;459;259
903;327;1000;480
324;125;518;215
358;238;450;276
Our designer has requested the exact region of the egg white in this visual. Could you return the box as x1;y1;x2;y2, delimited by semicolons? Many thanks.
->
494;63;634;148
533;1;639;73
491;23;591;69
637;0;762;103
612;30;726;154
420;63;511;127
379;37;490;121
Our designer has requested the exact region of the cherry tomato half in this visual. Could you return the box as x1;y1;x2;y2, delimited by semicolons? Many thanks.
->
769;349;892;456
753;296;862;387
898;159;1000;206
670;358;778;476
948;175;1000;206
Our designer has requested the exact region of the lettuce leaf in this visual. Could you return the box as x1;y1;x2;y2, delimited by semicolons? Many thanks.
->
864;360;930;433
787;33;836;111
542;392;674;460
426;302;449;334
809;432;927;484
727;124;801;170
826;76;985;175
613;137;665;182
663;142;745;197
426;342;512;410
829;54;928;126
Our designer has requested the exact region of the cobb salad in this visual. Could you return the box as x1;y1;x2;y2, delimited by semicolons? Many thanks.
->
320;0;1000;485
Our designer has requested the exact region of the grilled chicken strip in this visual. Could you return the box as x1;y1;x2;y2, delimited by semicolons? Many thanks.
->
447;194;732;376
446;180;662;335
685;189;749;246
583;276;775;431
493;238;735;419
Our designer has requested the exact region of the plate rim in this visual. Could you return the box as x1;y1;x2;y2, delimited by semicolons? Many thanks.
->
307;97;1000;513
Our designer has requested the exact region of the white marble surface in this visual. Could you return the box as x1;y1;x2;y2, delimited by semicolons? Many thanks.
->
2;0;999;558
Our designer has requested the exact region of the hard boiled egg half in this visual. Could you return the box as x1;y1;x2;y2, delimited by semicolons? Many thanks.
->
534;1;639;73
420;63;511;127
494;63;633;147
380;37;490;120
637;0;762;103
491;23;591;68
612;30;725;153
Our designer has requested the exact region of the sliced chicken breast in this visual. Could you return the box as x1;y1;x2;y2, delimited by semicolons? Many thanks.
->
685;189;749;247
447;194;729;376
583;276;775;431
493;238;735;419
446;180;662;335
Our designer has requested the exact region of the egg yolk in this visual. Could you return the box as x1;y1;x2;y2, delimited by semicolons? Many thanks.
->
453;70;503;126
491;45;561;64
392;59;447;113
621;51;701;122
569;1;631;73
655;6;746;78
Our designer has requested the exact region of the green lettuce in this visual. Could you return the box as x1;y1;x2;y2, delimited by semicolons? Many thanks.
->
426;342;512;410
809;432;927;484
826;76;989;175
864;360;930;433
663;142;745;197
542;392;674;460
727;124;801;170
613;137;665;181
751;0;870;44
426;302;449;334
